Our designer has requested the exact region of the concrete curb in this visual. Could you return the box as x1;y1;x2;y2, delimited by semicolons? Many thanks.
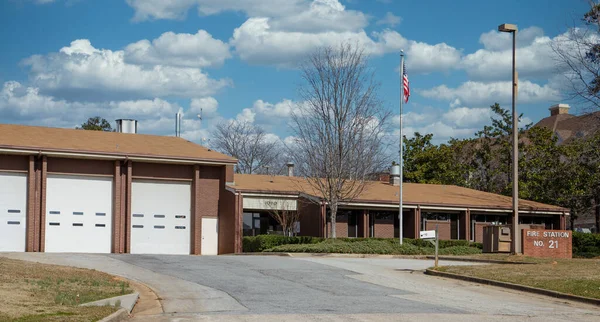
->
424;256;535;264
98;308;129;322
80;292;139;313
425;269;600;306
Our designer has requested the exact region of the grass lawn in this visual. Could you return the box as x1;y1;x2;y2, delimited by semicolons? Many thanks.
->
0;257;133;322
436;257;600;299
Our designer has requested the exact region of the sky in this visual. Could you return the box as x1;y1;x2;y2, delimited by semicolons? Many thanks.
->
0;0;592;147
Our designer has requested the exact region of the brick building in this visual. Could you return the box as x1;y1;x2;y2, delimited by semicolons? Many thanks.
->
225;170;568;252
1;123;568;255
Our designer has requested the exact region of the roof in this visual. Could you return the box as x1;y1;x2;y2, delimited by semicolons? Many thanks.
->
0;124;237;164
535;111;600;143
229;174;568;213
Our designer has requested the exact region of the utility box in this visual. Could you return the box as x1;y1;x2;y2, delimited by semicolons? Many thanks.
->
482;225;512;253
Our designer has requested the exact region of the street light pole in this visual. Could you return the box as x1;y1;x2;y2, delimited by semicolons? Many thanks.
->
498;23;520;255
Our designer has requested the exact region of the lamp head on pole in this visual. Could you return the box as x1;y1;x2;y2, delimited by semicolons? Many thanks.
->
498;23;518;33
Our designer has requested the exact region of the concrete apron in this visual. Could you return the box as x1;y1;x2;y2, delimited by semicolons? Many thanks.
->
0;253;247;314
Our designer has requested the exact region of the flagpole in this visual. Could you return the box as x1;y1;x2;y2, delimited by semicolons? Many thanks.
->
399;51;404;245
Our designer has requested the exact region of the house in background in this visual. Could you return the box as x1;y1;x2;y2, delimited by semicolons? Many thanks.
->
534;103;600;231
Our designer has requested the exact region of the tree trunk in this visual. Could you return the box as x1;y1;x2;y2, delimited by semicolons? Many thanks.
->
330;203;337;238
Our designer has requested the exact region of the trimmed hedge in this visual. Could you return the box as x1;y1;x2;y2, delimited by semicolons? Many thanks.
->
242;235;323;252
263;238;482;255
573;232;600;258
242;235;483;253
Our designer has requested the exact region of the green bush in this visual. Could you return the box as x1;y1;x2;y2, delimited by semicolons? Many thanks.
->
242;235;323;252
572;232;600;258
264;238;482;256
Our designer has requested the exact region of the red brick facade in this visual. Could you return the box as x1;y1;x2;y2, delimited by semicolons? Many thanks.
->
522;229;572;258
425;220;451;240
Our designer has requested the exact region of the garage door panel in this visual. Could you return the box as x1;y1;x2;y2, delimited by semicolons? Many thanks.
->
45;175;112;253
0;172;27;252
131;180;191;255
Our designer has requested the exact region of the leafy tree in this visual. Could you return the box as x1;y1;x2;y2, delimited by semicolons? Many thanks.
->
402;133;470;185
77;117;114;131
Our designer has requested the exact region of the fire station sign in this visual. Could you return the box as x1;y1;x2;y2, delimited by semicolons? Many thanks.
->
521;229;572;258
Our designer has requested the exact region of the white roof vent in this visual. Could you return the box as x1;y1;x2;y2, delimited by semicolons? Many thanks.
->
116;119;138;134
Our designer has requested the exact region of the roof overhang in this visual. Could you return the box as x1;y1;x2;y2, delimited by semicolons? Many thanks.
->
0;146;237;166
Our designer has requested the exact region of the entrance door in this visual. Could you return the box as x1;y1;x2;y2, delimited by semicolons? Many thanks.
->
0;172;27;252
130;180;191;255
201;217;218;255
45;174;113;253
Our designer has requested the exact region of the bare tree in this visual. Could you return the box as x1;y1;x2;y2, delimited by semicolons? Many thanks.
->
211;121;282;174
267;200;301;237
552;2;600;111
289;42;391;238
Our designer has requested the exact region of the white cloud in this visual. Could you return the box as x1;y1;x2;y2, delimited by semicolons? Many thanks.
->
124;30;231;68
189;97;218;117
235;99;299;125
376;12;401;27
461;27;571;81
419;80;561;106
442;106;492;128
22;39;231;101
0;81;181;132
406;41;461;73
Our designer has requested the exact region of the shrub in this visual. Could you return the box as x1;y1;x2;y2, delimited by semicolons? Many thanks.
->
242;235;323;252
572;232;600;258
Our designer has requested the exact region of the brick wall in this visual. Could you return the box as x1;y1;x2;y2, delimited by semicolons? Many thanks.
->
47;157;113;176
335;214;348;238
374;217;394;238
298;198;322;237
425;220;451;240
474;222;490;243
218;188;237;254
522;229;572;258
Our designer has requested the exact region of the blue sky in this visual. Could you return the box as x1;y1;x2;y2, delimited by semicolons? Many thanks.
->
0;0;591;145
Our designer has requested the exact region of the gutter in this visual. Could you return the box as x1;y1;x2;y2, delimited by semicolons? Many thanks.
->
0;147;236;166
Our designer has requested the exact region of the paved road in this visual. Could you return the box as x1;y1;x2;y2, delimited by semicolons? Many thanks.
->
2;253;599;321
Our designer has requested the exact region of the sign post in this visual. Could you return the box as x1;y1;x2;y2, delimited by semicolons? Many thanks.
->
435;224;439;268
420;227;439;268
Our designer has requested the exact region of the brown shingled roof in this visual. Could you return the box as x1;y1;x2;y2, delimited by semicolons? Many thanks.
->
535;111;600;143
230;174;567;213
0;123;236;163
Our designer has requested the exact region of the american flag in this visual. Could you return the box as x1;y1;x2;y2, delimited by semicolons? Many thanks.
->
403;62;410;103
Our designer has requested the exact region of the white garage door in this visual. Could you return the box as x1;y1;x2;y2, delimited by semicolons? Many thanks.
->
0;172;27;252
45;174;113;253
131;180;191;255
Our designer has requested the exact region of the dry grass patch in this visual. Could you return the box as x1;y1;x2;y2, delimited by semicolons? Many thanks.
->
0;257;132;321
438;258;600;299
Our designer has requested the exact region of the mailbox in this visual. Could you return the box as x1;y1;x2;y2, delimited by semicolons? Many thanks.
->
482;225;512;253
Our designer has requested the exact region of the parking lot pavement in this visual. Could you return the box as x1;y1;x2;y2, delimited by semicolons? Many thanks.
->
2;253;599;321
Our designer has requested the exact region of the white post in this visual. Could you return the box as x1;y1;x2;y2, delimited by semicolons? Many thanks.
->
399;51;405;245
435;224;439;268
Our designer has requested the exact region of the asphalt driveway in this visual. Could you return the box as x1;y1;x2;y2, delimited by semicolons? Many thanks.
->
1;253;599;321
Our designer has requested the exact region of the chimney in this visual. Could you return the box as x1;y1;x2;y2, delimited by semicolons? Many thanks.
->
389;164;400;186
287;162;295;177
115;119;138;134
549;104;570;116
175;112;183;137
